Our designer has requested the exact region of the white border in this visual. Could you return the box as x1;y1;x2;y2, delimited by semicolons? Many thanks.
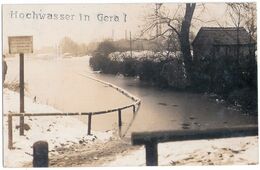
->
0;1;259;170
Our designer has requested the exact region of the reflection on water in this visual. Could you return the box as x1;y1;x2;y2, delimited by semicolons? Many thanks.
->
5;55;257;136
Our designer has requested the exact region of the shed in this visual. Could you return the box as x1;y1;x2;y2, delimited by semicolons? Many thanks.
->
192;27;256;60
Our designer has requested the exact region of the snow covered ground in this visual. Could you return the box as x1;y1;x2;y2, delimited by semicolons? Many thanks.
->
3;88;113;167
104;136;258;166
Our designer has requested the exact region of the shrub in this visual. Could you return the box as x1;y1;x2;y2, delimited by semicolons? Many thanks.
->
4;80;28;92
89;40;116;72
160;59;188;89
122;57;138;77
227;88;257;114
192;53;257;114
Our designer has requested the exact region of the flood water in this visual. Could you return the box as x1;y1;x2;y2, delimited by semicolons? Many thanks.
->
5;55;257;137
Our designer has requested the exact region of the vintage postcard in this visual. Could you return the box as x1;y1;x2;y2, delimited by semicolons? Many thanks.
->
1;1;258;168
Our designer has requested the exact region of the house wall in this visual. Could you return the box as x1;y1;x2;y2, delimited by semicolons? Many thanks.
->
193;43;255;61
214;44;255;58
193;39;213;61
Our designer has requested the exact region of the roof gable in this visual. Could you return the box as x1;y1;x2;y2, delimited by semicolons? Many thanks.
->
192;27;256;46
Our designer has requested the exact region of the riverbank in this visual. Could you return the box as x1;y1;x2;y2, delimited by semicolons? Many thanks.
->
90;46;257;115
3;88;114;167
3;89;258;167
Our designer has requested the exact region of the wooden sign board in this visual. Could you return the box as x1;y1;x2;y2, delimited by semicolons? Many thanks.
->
8;36;33;54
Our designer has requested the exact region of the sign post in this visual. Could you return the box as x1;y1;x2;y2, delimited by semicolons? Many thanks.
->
8;36;33;136
19;53;24;135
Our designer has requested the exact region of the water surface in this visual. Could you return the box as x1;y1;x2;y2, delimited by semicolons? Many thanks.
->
5;55;257;136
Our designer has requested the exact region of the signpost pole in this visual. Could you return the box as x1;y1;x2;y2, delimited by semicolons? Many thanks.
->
8;36;33;136
19;53;25;135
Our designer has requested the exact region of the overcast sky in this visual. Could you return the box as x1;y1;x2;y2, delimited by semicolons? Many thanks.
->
3;3;239;50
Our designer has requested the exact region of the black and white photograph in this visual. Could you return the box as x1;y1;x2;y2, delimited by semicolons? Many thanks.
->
1;0;258;168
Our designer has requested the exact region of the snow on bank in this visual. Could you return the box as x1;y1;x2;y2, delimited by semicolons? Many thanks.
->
109;50;180;62
105;136;258;166
3;89;113;167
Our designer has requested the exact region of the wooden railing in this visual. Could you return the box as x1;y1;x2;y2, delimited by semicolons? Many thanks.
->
5;74;141;149
131;125;258;166
6;99;140;149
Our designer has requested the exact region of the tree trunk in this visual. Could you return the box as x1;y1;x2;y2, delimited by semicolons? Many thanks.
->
179;3;196;81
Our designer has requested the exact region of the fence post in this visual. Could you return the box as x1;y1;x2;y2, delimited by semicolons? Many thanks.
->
88;114;92;135
33;141;48;167
8;114;13;149
145;141;158;166
118;109;122;127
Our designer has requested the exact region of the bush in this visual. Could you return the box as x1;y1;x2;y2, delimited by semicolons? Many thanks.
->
89;40;116;72
90;47;188;89
191;56;212;92
89;52;108;71
4;80;28;92
138;60;156;82
122;57;138;77
227;88;257;114
192;53;257;114
136;59;169;87
160;59;188;89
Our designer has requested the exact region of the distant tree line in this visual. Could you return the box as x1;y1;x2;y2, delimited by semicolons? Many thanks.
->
59;37;166;57
59;37;89;56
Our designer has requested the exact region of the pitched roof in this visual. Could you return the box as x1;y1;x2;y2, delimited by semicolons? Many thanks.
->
192;27;256;46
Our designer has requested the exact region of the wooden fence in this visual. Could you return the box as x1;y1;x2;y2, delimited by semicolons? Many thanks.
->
5;74;141;149
6;100;140;149
132;125;258;166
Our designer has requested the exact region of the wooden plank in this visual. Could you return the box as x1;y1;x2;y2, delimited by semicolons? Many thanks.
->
132;125;258;145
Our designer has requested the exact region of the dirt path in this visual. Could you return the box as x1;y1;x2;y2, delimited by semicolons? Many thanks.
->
23;136;141;167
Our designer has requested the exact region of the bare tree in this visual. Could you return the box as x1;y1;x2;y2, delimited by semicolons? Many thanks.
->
227;3;256;40
140;3;196;80
226;3;256;59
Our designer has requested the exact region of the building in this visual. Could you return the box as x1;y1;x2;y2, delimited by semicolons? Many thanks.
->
192;27;256;61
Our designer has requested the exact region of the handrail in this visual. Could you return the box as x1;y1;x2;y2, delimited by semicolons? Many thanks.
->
3;102;140;117
131;125;258;166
